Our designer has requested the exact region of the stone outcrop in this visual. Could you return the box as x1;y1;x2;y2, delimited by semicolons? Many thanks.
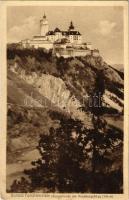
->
9;66;93;128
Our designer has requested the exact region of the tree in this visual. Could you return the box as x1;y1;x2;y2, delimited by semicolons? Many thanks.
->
8;177;32;193
9;111;123;193
9;116;94;193
24;118;93;192
88;68;123;193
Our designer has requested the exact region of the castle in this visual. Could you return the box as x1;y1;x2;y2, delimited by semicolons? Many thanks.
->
21;14;99;58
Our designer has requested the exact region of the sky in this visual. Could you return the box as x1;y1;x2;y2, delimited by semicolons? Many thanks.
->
7;6;124;65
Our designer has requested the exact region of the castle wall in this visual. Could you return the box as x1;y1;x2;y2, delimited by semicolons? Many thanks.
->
73;49;91;57
86;43;92;50
21;39;53;50
47;35;55;42
54;47;92;58
54;48;73;57
30;42;53;50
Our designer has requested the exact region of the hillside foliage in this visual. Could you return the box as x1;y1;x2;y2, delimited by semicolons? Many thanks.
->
7;47;123;193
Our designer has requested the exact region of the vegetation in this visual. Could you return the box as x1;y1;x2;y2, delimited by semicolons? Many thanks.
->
7;47;124;102
9;110;123;193
7;47;123;193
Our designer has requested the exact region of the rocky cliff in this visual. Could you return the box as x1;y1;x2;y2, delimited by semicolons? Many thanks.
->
7;48;124;115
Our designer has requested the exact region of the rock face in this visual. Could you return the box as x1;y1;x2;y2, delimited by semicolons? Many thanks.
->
103;90;124;112
8;67;92;128
8;50;124;120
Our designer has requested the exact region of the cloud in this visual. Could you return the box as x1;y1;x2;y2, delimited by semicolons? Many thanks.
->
8;16;39;42
97;20;116;36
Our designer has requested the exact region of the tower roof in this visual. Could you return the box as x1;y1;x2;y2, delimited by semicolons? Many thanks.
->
54;27;61;32
69;21;74;30
43;13;46;19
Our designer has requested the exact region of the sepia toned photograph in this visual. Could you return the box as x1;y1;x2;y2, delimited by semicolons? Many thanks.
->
0;1;128;199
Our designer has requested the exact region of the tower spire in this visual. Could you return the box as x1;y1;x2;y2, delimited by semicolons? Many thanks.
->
43;12;46;19
69;21;74;30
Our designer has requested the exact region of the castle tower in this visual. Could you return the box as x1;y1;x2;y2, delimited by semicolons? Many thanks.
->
40;13;49;36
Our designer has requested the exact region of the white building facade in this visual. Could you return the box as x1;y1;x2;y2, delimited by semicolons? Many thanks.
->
21;14;86;49
20;14;99;58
